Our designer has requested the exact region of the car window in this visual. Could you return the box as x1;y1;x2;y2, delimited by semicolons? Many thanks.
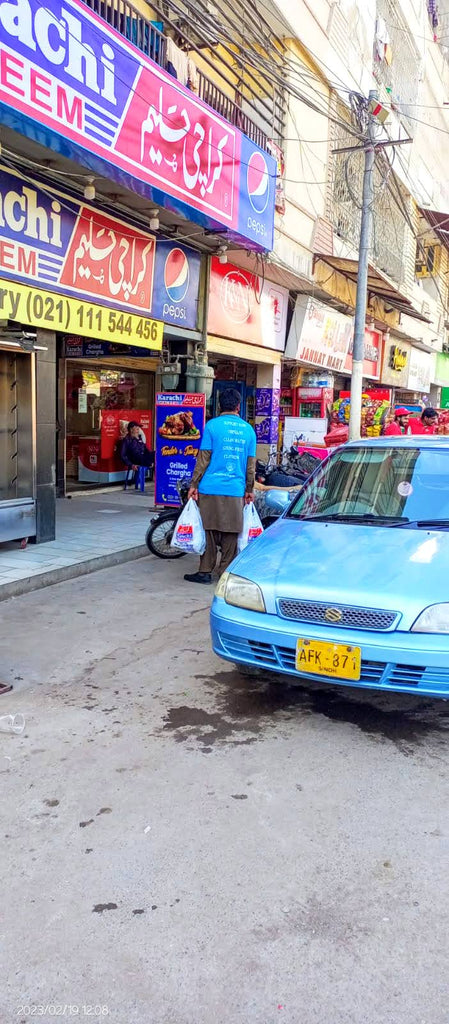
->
288;446;449;523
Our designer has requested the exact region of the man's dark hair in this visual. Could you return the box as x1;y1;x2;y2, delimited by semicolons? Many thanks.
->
219;388;241;413
422;407;437;420
127;420;140;431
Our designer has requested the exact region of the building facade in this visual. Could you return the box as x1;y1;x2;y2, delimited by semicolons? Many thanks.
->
0;0;449;540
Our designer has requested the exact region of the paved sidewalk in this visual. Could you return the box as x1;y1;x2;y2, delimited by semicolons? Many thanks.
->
0;488;156;599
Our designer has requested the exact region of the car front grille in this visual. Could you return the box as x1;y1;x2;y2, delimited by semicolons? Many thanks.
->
217;633;449;691
278;599;399;631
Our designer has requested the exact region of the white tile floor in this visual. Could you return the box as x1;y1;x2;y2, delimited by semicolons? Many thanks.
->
0;487;155;586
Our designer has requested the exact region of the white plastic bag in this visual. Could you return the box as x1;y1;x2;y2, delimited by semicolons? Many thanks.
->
237;502;264;552
171;498;206;554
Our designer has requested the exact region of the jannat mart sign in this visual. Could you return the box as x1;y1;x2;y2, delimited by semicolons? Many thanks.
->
0;0;276;250
286;295;382;378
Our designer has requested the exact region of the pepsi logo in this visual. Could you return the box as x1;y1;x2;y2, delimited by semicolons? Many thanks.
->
164;248;189;302
247;151;270;214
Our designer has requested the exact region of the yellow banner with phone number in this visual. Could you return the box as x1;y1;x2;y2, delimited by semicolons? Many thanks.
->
0;278;164;350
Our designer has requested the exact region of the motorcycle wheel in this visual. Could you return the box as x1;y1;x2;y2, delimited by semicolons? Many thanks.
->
145;512;185;559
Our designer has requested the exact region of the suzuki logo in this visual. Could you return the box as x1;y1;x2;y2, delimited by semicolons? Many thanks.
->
324;607;343;623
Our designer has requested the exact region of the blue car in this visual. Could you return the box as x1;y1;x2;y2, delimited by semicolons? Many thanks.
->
211;437;449;697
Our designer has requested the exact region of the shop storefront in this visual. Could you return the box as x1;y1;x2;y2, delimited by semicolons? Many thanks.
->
0;339;36;542
58;241;202;492
0;162;163;535
61;342;159;490
207;258;288;448
284;296;384;446
380;339;436;409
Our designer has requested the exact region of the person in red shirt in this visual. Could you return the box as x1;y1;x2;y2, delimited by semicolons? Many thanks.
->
408;407;438;435
383;407;410;436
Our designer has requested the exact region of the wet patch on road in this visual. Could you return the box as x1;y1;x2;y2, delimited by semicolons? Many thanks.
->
92;903;117;913
162;667;449;755
161;703;261;750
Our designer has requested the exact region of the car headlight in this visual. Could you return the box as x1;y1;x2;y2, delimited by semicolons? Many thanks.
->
215;572;266;613
411;604;449;634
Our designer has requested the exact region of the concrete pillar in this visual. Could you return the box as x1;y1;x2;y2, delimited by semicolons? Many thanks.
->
35;329;56;543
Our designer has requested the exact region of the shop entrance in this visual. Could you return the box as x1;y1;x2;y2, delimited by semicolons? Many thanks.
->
64;361;155;492
0;348;36;541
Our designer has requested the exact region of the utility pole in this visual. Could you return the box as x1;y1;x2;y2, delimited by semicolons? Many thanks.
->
349;90;378;442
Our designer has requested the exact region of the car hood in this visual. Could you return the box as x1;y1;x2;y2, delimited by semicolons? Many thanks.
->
230;518;449;626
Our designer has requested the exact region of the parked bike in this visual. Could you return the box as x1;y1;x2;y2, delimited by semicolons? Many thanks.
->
255;447;321;489
145;478;191;559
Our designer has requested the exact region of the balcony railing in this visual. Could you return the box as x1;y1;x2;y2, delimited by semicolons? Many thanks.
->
83;0;270;151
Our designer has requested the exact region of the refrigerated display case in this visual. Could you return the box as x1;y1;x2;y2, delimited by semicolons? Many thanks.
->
211;381;256;424
292;386;334;418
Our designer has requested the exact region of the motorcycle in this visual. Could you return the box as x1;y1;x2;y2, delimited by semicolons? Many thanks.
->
255;447;321;489
145;478;191;559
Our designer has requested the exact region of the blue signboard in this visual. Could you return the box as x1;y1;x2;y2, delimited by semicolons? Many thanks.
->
0;163;202;327
155;393;206;505
152;243;201;330
0;0;275;251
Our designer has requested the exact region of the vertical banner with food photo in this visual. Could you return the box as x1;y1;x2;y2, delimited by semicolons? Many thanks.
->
155;394;206;505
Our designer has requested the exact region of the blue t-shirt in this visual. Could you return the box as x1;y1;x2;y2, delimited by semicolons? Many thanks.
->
198;414;257;497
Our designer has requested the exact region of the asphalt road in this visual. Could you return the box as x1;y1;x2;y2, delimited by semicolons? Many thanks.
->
1;556;448;1024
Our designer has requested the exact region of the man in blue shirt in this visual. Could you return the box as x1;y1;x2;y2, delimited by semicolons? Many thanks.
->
184;387;257;584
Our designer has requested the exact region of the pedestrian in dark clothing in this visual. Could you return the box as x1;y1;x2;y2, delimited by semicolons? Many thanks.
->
184;388;257;585
120;421;154;472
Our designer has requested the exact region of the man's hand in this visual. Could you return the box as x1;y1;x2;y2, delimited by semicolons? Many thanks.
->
132;465;138;472
244;491;254;504
188;486;199;501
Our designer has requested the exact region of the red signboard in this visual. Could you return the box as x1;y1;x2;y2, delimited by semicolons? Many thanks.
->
115;73;237;226
345;329;382;379
207;258;288;351
101;409;152;459
60;208;155;313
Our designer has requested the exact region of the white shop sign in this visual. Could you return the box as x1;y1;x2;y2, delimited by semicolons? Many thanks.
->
407;347;436;393
285;295;352;372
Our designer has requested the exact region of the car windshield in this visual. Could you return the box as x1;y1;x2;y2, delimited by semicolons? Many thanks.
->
288;445;449;525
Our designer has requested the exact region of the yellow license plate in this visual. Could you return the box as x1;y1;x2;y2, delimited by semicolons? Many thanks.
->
296;639;361;681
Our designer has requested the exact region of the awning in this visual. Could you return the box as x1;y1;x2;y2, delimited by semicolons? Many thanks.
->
314;255;431;323
207;335;282;365
419;207;449;248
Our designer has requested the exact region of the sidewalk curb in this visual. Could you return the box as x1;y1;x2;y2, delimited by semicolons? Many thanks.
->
0;544;149;602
